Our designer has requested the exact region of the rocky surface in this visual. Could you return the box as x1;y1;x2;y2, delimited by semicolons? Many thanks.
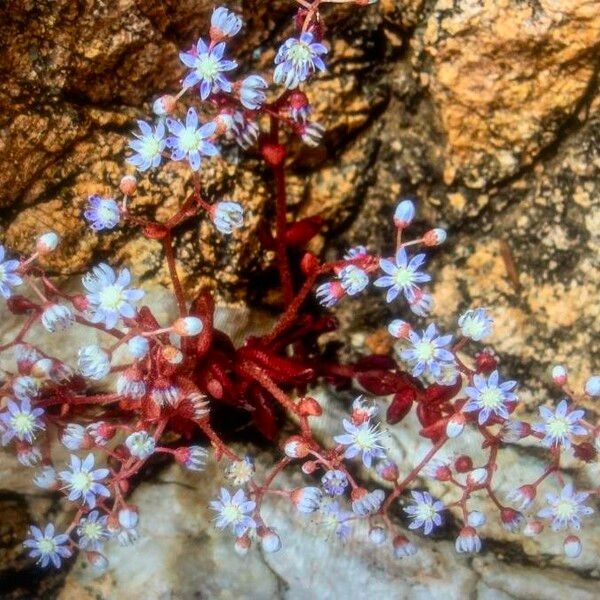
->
1;0;600;598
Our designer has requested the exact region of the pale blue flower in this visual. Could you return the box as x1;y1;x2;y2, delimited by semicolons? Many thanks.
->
179;39;237;100
210;488;256;536
537;483;593;531
59;453;110;509
212;201;244;234
532;399;586;449
339;265;368;296
463;370;517;424
404;490;444;535
23;523;72;568
0;244;22;298
84;195;120;231
77;510;109;551
321;469;348;496
210;6;243;39
82;263;144;329
374;247;431;303
400;323;454;380
334;419;386;468
0;397;45;445
273;32;328;89
458;308;493;341
166;108;218;171
127;120;166;172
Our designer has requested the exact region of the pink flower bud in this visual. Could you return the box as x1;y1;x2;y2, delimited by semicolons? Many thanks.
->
393;199;415;229
423;228;447;247
369;526;387;545
119;175;137;195
290;487;322;513
523;519;544;537
550;364;567;386
301;460;318;475
455;526;481;554
235;534;251;556
259;528;282;553
466;468;488;487
118;507;139;529
376;459;399;482
393;535;417;558
86;551;109;572
500;508;524;532
153;94;177;115
388;318;411;339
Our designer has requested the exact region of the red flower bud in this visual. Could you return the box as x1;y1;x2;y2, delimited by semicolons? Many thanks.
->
298;397;322;417
454;455;473;473
261;143;286;167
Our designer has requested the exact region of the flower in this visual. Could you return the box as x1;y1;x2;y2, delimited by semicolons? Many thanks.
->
226;111;259;148
24;523;72;568
388;319;411;339
351;489;385;515
455;526;481;553
291;487;322;513
210;488;257;536
393;200;415;229
423;458;451;481
404;490;444;535
422;228;447;246
166;108;218;171
17;444;42;467
319;500;352;540
463;370;518;425
500;507;524;532
125;431;155;460
338;265;369;296
127;120;166;172
59;453;110;509
12;375;40;399
551;364;568;386
61;424;88;451
374;247;431;303
78;345;111;380
84;195;120;231
179;39;237;99
0;244;22;298
83;263;144;329
210;6;243;40
77;510;109;551
274;32;328;89
563;535;582;558
212;200;244;234
400;323;455;381
33;466;58;489
537;483;593;531
173;316;204;337
369;527;387;545
334;419;386;468
118;508;139;529
41;303;74;332
458;308;493;341
0;398;45;445
240;75;268;110
86;421;114;446
321;469;348;496
500;419;530;443
351;395;379;425
225;457;255;486
532;399;586;449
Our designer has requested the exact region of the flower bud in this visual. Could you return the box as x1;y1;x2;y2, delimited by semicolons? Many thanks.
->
234;534;251;556
423;228;447;246
454;455;473;473
376;459;399;482
523;519;544;537
467;511;486;528
153;94;177;115
36;231;60;255
388;318;411;339
118;507;139;529
393;200;415;229
119;175;138;195
87;551;109;572
290;487;322;513
563;535;582;558
455;526;481;554
393;535;417;558
162;345;183;364
301;460;318;475
173;316;204;337
584;375;600;396
284;436;310;459
297;396;322;416
369;526;387;545
466;467;488;487
259;528;282;553
128;335;150;359
500;508;524;532
474;349;498;374
446;413;466;438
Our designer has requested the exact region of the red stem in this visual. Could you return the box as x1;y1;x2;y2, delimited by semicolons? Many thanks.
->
162;232;187;316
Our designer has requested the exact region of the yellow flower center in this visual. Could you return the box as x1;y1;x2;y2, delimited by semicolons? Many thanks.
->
195;54;220;79
71;471;93;493
480;387;503;409
99;285;124;310
11;412;35;435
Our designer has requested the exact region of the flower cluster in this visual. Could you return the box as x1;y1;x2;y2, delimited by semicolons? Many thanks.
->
0;0;597;578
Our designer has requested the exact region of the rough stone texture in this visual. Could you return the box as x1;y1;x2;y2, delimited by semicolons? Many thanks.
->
1;0;600;598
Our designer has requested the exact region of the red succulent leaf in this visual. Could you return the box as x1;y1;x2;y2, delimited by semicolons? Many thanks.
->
250;387;280;441
386;388;415;424
422;378;462;406
284;216;324;248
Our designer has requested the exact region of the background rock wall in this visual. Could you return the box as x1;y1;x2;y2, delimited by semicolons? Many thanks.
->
1;0;599;598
